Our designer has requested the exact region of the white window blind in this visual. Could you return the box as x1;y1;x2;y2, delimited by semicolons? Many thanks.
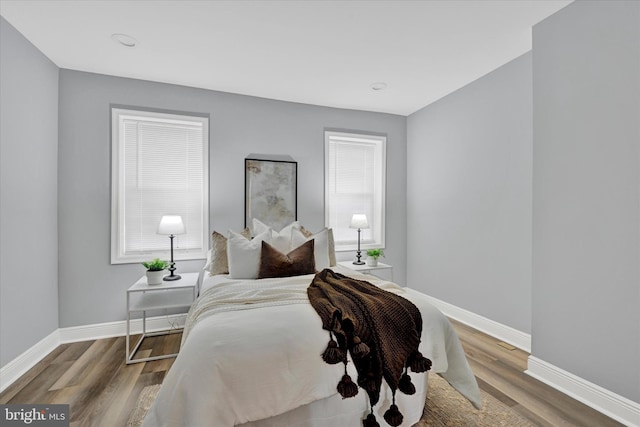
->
325;131;386;250
111;108;209;264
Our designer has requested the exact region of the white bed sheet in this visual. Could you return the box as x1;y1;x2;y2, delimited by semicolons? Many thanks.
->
143;266;480;427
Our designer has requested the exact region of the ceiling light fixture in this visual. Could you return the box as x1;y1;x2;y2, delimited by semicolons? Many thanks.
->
111;33;137;48
370;82;387;91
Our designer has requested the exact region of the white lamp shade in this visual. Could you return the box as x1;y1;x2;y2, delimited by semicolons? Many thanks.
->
157;215;186;235
349;214;369;229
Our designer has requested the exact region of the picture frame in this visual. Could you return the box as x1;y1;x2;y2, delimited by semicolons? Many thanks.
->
245;154;297;232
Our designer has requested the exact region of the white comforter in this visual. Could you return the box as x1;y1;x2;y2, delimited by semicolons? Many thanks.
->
142;268;481;427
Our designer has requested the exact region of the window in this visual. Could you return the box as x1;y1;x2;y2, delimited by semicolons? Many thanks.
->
324;131;386;251
111;108;209;264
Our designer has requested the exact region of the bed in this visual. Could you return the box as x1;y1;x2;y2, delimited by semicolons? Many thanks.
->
142;224;481;427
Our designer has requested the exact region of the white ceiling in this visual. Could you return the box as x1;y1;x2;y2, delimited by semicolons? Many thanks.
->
0;0;572;116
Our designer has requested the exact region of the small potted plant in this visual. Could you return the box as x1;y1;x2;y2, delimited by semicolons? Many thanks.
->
142;258;169;285
365;249;384;267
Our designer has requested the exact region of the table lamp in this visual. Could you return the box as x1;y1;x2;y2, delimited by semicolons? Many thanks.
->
349;214;369;265
157;215;186;281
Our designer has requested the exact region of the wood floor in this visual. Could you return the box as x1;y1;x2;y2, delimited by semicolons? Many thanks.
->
450;319;624;427
0;321;625;427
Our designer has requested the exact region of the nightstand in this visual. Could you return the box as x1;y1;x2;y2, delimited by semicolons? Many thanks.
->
126;272;198;364
338;261;394;281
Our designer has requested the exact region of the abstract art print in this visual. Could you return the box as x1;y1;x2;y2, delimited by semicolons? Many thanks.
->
245;155;297;231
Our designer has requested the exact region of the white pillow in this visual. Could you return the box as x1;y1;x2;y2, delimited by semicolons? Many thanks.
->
227;229;272;279
291;228;330;270
252;218;300;253
203;229;251;276
251;218;270;235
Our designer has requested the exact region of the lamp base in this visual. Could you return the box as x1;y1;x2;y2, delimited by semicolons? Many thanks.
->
354;247;365;265
164;258;180;281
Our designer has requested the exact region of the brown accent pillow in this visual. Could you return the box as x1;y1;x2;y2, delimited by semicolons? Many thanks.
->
258;240;316;279
205;228;251;276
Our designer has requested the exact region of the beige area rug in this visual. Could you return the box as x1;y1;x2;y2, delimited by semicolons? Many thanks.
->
127;384;161;427
128;376;534;427
417;374;535;427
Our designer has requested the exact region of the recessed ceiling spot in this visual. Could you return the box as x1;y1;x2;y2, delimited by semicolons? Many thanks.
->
111;33;137;48
370;82;387;91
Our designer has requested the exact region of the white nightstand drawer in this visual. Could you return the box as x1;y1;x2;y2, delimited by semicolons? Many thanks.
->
130;289;195;311
337;261;393;281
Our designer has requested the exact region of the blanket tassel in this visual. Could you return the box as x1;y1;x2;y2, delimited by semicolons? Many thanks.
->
362;411;380;427
383;394;404;427
322;333;345;365
398;368;416;395
409;350;432;373
351;335;370;358
337;374;359;398
337;365;358;398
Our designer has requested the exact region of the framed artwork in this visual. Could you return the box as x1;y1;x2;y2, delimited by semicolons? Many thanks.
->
245;154;297;231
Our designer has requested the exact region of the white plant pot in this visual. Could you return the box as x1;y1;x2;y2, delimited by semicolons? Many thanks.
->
366;257;378;267
146;270;165;285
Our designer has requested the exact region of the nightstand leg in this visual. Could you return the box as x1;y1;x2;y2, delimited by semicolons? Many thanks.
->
126;293;130;363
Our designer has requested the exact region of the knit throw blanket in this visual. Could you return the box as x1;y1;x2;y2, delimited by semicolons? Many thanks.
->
307;269;432;427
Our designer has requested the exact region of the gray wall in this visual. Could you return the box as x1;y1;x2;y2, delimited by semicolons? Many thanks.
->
58;70;407;327
0;17;59;366
406;53;533;334
532;0;639;402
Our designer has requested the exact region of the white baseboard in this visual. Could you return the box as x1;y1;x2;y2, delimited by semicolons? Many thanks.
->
58;313;187;343
0;314;186;393
0;329;60;393
527;356;640;427
420;294;532;352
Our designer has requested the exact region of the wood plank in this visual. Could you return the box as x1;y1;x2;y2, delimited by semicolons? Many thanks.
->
451;319;528;371
475;377;518;407
67;337;127;423
142;333;181;374
51;340;94;364
5;361;74;404
0;344;70;403
79;349;151;427
49;339;109;390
